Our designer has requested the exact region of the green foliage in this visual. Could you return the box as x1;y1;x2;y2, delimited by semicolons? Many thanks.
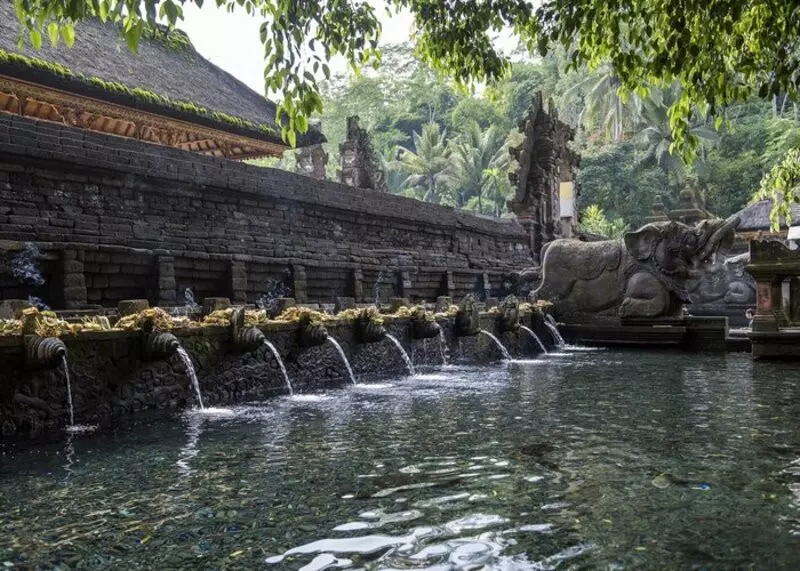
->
16;0;800;164
579;205;630;239
753;148;800;229
578;141;669;229
394;122;455;205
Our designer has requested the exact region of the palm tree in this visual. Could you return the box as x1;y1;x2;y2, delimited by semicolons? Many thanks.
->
394;122;455;204
450;122;510;213
566;63;637;141
633;86;718;182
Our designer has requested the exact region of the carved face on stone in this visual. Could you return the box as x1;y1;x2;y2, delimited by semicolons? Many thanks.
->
624;216;739;284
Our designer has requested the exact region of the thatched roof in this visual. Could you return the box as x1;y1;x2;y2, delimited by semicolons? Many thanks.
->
0;5;323;148
734;199;800;232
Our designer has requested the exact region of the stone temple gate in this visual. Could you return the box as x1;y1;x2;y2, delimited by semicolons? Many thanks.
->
508;92;581;263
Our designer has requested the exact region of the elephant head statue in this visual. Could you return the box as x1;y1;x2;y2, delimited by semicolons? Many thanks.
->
623;215;739;298
529;214;740;321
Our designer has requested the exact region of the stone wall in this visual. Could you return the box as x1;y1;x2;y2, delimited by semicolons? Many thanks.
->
0;314;555;440
0;114;532;309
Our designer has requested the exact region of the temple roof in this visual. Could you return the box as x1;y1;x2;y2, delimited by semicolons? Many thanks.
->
0;5;324;156
735;199;800;232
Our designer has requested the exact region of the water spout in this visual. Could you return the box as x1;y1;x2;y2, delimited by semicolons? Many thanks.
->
61;354;74;427
176;347;204;409
385;333;415;376
438;327;450;366
262;339;293;395
326;337;357;385
479;329;512;361
519;325;547;354
545;315;565;347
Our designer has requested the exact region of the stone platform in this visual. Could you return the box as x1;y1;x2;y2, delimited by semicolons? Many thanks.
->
560;315;731;352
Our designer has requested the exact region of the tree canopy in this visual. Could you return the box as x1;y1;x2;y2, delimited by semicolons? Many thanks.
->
12;1;800;152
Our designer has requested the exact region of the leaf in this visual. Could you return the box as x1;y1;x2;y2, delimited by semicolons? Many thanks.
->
62;23;75;47
47;22;59;46
30;28;42;49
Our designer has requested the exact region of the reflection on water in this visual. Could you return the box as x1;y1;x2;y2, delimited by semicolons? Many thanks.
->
2;348;800;568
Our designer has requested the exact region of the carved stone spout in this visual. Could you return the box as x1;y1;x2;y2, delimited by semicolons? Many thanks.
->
230;308;266;352
410;308;441;340
496;295;520;333
141;317;180;361
297;314;329;348
455;294;481;337
25;336;67;369
354;309;387;344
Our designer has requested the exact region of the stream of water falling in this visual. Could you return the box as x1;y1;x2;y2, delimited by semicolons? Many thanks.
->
479;329;513;361
385;334;415;376
61;355;74;427
262;339;293;395
176;347;205;409
545;315;566;347
326;337;357;385
519;325;547;353
437;327;450;365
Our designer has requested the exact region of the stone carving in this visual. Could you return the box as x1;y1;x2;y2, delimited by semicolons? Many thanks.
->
339;116;387;191
496;295;520;333
295;120;328;179
455;294;481;336
688;253;756;307
410;308;441;340
521;216;740;320
508;92;580;262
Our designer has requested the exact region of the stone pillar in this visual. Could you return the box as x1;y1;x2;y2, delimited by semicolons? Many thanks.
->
352;268;364;302
400;271;412;297
482;272;491;300
230;260;247;304
157;255;176;307
292;264;307;303
338;116;387;191
61;249;87;309
752;277;786;331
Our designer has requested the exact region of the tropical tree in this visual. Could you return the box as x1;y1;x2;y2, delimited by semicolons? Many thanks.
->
633;86;718;182
394;122;455;204
567;63;634;141
579;205;630;239
449;122;508;211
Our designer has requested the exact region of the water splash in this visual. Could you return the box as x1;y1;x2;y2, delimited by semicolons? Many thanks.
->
176;347;204;409
327;337;357;385
11;242;45;286
438;327;450;365
61;355;74;427
519;325;547;354
544;315;565;347
479;330;512;361
386;334;415;376
256;278;293;314
184;288;199;311
262;339;293;395
374;271;385;308
27;295;49;310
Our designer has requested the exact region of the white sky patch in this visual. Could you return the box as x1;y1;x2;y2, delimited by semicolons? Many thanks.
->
179;3;415;96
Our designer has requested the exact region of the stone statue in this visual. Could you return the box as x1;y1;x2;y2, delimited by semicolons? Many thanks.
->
688;252;756;306
518;215;740;320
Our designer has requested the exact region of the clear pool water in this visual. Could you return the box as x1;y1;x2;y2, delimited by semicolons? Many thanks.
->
2;348;800;569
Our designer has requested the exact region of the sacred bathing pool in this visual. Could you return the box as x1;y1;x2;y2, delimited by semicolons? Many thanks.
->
2;12;800;569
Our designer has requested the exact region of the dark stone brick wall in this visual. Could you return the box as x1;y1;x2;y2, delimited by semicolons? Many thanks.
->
0;114;533;308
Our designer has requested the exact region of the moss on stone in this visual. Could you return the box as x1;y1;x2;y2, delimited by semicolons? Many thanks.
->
0;48;276;137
